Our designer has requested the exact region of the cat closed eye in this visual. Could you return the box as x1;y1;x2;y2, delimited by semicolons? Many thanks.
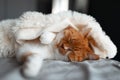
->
63;46;68;49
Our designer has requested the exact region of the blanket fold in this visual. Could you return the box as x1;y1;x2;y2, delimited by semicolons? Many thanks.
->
0;59;120;80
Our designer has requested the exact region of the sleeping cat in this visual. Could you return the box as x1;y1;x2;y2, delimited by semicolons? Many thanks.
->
16;26;99;77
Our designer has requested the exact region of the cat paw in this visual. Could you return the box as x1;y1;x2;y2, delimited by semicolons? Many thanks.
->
68;53;84;62
0;43;15;57
22;67;39;78
40;31;56;44
21;55;42;78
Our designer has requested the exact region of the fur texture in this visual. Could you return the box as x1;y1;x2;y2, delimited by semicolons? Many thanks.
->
57;26;99;61
0;19;17;57
0;11;117;77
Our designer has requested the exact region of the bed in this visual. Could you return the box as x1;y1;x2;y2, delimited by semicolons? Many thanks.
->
0;58;120;80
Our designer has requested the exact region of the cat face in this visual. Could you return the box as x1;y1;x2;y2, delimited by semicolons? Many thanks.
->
57;26;99;62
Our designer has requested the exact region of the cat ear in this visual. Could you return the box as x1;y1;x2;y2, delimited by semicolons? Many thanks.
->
83;28;92;38
77;24;92;38
77;24;86;31
64;28;72;40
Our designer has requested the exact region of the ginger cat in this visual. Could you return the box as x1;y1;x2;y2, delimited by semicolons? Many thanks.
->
16;26;99;77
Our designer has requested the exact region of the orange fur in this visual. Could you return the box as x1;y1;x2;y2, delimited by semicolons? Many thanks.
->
77;25;106;53
57;26;99;62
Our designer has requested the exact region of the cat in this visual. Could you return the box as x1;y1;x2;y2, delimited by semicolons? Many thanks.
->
16;25;99;77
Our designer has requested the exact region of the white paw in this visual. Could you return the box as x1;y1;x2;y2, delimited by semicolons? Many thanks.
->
22;55;43;77
0;40;15;57
40;32;56;44
22;66;39;78
0;46;15;57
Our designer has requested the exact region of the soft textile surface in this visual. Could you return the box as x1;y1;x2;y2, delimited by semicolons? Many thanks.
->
0;58;120;80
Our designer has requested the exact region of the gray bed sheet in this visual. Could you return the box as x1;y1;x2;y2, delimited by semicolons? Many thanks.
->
0;58;120;80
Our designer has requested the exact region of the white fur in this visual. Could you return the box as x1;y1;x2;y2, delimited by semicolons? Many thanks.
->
23;54;43;77
12;12;46;44
0;11;117;77
16;43;55;77
16;35;68;77
0;19;17;57
40;32;56;44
